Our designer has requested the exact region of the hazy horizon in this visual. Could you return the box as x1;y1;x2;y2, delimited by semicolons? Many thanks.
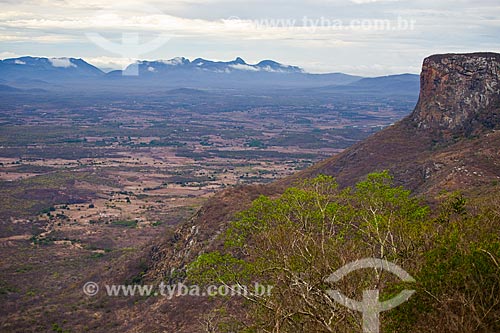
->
0;54;423;76
1;0;499;76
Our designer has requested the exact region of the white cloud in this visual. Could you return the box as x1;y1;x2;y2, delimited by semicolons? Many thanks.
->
160;57;186;65
82;56;138;70
229;64;259;71
49;58;76;68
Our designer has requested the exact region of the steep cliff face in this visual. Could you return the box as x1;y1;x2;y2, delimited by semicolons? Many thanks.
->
294;52;500;190
411;53;500;138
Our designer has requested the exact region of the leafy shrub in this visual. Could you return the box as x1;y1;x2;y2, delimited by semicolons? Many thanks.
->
188;173;500;332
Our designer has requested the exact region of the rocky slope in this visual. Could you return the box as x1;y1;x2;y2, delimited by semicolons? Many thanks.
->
293;52;500;191
139;52;500;331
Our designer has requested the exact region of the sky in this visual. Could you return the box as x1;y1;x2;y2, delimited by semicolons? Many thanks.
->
0;0;499;76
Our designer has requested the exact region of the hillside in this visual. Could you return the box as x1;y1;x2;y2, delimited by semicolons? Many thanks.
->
137;52;500;331
291;53;500;194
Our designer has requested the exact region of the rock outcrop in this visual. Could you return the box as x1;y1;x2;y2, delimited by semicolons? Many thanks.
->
411;52;500;138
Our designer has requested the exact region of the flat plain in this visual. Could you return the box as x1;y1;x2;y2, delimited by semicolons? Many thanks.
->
0;87;416;330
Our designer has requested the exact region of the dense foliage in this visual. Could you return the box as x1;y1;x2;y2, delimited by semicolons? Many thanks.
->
188;172;500;332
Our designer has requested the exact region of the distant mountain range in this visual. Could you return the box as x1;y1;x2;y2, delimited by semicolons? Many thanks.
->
115;57;304;76
0;56;103;80
0;56;419;94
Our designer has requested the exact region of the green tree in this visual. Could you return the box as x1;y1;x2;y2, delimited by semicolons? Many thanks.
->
188;172;433;332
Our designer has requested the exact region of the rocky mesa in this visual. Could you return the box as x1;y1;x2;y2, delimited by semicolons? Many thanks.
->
412;52;500;138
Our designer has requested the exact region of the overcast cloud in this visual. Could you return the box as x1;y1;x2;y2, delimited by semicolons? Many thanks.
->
0;0;499;75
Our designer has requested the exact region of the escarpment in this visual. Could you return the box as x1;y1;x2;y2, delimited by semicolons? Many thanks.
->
411;52;500;138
